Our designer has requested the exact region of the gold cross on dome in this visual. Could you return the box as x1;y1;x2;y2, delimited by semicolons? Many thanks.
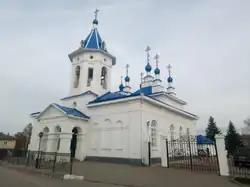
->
125;64;129;76
154;54;160;67
167;64;172;75
94;9;99;20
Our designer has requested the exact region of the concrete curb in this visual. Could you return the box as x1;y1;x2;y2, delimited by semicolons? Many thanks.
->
63;174;84;180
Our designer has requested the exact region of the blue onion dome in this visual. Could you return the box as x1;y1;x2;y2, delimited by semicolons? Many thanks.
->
145;63;152;72
167;76;173;83
119;84;124;91
125;76;130;82
154;67;160;75
93;19;98;25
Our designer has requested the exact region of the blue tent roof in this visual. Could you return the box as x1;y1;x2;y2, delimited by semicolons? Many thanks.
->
53;103;90;120
196;135;214;145
84;28;103;50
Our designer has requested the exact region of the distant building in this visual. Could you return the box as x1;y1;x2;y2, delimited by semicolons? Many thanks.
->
0;135;16;159
0;135;16;150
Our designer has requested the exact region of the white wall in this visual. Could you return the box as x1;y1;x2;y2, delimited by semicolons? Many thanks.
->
141;101;197;158
87;97;196;161
29;96;197;163
152;94;185;110
29;106;90;161
70;51;113;96
88;100;142;160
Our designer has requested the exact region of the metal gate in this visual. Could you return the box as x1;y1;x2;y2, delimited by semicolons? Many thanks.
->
166;137;220;174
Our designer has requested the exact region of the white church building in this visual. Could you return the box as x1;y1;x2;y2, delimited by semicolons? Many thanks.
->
28;10;198;165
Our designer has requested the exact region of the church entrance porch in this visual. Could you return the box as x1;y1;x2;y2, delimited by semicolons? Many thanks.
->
165;137;220;174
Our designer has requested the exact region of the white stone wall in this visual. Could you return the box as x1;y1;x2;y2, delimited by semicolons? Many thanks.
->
29;95;196;163
151;94;185;110
88;100;142;160
69;52;113;96
141;101;197;159
29;106;90;161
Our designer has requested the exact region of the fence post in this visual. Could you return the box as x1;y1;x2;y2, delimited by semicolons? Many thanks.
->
215;135;229;176
26;150;30;166
160;135;168;167
148;141;151;166
69;155;73;175
52;152;57;172
187;137;193;171
17;155;19;165
166;138;169;168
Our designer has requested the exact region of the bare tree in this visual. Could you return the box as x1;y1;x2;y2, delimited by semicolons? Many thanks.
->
244;117;250;127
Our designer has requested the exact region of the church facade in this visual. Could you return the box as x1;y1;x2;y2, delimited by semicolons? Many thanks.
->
28;11;198;165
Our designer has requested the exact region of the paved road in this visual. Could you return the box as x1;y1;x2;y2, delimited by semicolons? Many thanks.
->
0;167;124;187
0;163;239;187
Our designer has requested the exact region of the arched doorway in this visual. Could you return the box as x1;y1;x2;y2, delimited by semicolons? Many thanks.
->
52;126;61;152
71;127;82;160
101;66;107;89
41;127;49;151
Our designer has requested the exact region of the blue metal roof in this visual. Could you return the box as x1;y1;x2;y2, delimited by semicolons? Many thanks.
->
87;90;197;118
88;91;129;104
61;90;98;100
84;28;103;50
30;112;40;116
196;135;214;145
53;103;90;120
88;86;154;104
132;86;153;96
88;86;155;104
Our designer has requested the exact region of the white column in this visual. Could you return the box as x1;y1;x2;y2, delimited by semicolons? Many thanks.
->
59;133;71;153
215;135;229;176
160;135;168;167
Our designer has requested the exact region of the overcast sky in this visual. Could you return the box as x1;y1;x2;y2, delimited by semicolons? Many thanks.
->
0;0;249;134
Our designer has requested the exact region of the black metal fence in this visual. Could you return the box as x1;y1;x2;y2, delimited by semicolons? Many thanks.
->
3;149;72;174
228;154;250;179
166;138;219;174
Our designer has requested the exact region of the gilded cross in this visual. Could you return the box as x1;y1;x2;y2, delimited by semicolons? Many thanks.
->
125;64;129;76
154;54;159;67
167;64;172;76
94;9;99;20
145;46;151;63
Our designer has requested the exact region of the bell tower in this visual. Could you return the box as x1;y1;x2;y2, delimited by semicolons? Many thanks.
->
68;9;116;96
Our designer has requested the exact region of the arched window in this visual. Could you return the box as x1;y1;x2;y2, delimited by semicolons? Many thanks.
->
87;68;94;87
151;120;157;147
55;126;61;151
170;124;174;141
102;119;112;149
179;126;183;138
114;121;123;149
74;66;81;88
72;101;77;108
101;66;107;89
41;127;49;151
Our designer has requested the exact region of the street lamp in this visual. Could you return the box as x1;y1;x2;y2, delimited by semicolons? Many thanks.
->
35;132;43;169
